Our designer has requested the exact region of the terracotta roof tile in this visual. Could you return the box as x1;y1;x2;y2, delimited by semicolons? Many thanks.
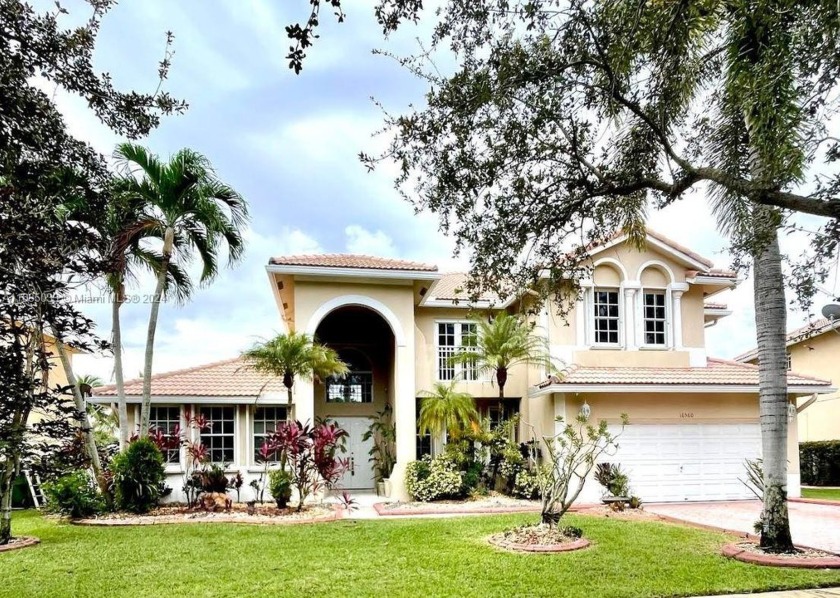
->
93;357;285;397
538;357;830;388
644;229;715;268
268;254;438;272
704;302;728;310
734;318;839;362
430;272;499;302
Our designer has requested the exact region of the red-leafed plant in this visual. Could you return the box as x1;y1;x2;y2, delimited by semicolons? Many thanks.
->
263;419;349;511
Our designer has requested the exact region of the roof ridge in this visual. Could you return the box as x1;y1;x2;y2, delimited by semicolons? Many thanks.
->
94;355;244;395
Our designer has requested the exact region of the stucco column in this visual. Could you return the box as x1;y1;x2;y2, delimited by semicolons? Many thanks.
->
672;290;684;350
294;380;315;425
624;288;637;350
390;342;416;502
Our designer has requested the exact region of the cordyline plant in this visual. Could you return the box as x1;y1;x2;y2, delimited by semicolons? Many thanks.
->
525;414;627;529
262;420;349;511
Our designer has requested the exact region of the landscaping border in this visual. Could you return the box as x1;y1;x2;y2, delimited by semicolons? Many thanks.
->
0;536;40;553
721;543;840;569
73;508;343;527
488;535;591;553
790;497;840;507
373;502;594;517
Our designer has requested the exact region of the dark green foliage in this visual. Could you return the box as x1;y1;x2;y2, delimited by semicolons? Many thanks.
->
198;464;231;494
594;463;631;498
42;471;104;519
268;470;292;508
800;441;840;486
110;438;165;514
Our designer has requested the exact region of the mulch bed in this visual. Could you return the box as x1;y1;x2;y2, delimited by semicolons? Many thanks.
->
375;495;554;516
577;505;656;521
722;542;840;568
0;536;40;553
488;525;591;553
74;504;342;526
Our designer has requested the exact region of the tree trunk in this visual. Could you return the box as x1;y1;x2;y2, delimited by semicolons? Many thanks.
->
496;366;507;410
140;227;174;434
752;226;794;552
52;332;110;498
112;282;129;450
0;450;20;545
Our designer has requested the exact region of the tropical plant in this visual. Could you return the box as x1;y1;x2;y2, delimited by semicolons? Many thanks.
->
232;471;244;503
450;312;555;405
110;437;166;514
268;469;293;509
241;332;348;418
363;405;396;483
42;470;106;519
405;455;464;502
594;463;631;499
198;464;231;494
417;382;478;441
112;142;250;435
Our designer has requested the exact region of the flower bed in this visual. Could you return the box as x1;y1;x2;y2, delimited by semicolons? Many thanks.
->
488;525;591;553
722;542;840;568
375;494;545;516
73;503;341;526
0;536;40;552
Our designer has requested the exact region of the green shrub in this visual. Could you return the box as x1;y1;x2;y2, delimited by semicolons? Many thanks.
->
110;437;166;514
800;441;840;486
42;470;104;518
405;455;463;502
513;468;547;499
198;463;231;493
268;469;292;508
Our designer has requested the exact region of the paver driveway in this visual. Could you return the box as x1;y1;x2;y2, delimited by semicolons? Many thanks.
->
646;500;840;554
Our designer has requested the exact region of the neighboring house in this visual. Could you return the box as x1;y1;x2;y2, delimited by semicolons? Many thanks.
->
735;319;840;442
92;230;834;504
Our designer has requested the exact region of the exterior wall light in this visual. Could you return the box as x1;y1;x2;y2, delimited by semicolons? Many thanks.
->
787;402;796;422
579;400;591;421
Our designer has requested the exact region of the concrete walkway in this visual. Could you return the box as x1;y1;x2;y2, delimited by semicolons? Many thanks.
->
696;590;840;598
646;500;840;554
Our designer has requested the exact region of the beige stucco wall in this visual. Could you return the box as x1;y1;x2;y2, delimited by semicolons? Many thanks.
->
788;332;840;441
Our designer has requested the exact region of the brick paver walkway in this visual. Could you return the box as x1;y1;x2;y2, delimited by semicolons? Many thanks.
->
646;500;840;553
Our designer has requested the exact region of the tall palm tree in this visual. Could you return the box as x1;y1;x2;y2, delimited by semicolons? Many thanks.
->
450;311;555;406
241;332;349;418
417;382;478;440
113;143;249;434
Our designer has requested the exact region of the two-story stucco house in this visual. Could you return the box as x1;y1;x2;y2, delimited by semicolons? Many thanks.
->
92;230;834;504
736;319;840;442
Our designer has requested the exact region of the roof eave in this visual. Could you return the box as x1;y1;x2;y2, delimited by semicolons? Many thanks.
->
266;263;441;281
529;383;835;397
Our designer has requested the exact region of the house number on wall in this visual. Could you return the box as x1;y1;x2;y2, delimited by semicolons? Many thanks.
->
679;412;695;419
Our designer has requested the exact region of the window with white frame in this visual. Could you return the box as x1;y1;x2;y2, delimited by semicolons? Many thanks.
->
199;406;235;464
786;352;792;371
642;291;667;346
437;321;479;381
149;406;180;464
253;405;287;462
326;372;373;403
593;289;620;344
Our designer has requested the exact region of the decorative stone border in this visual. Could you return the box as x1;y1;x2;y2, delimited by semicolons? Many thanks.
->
721;543;840;569
373;502;594;517
488;535;591;553
0;536;40;553
73;508;343;527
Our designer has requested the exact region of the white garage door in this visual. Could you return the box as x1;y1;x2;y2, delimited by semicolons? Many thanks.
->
607;423;761;502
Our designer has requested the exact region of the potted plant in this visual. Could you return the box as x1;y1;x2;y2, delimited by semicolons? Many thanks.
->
268;469;293;509
363;405;396;497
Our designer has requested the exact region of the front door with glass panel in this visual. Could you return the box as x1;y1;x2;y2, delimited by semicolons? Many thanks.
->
333;417;376;490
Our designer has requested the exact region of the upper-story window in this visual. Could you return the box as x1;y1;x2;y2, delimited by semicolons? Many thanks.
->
786;352;792;371
643;291;667;346
593;289;620;345
326;349;373;403
437;321;479;381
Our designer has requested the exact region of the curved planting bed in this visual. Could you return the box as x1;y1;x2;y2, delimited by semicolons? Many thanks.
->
722;542;840;569
488;524;592;554
0;536;40;553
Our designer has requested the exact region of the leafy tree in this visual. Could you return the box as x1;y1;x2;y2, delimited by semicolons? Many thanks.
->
451;312;555;405
417;382;478;441
241;332;349;418
287;0;840;553
0;0;183;544
112;143;250;435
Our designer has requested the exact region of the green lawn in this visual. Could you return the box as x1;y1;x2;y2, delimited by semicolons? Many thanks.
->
2;511;840;598
802;487;840;501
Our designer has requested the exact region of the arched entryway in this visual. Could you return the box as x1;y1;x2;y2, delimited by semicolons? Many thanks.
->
313;306;395;491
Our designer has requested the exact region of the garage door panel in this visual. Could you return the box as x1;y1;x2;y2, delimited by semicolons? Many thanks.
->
605;423;761;503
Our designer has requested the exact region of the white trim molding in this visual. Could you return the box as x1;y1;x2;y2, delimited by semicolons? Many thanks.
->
529;383;837;397
304;294;407;347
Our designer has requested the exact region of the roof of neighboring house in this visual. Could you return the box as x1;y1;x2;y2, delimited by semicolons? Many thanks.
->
734;318;839;362
429;272;499;302
93;357;284;398
268;254;438;272
537;357;831;389
704;302;729;310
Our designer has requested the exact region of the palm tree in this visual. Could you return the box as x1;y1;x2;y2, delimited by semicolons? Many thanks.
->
113;143;250;434
240;332;349;417
450;311;555;407
417;382;478;440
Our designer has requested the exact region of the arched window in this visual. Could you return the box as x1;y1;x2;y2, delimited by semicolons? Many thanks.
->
326;348;373;403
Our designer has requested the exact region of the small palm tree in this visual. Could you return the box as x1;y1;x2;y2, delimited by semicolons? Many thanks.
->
241;332;349;416
417;382;478;440
113;143;250;434
450;311;555;406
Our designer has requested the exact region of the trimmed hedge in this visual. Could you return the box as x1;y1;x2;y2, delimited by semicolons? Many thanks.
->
800;441;840;486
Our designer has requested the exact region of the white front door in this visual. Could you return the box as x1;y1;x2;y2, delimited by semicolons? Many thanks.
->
608;423;762;502
333;417;376;490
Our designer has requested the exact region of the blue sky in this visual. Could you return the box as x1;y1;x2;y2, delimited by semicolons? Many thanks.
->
57;1;827;382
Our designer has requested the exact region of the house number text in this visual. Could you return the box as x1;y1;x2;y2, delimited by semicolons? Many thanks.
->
679;412;694;419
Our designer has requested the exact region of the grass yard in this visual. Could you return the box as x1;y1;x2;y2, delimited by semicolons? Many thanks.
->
802;487;840;502
2;510;840;598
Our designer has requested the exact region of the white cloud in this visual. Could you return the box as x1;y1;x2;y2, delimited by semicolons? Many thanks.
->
345;225;398;256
